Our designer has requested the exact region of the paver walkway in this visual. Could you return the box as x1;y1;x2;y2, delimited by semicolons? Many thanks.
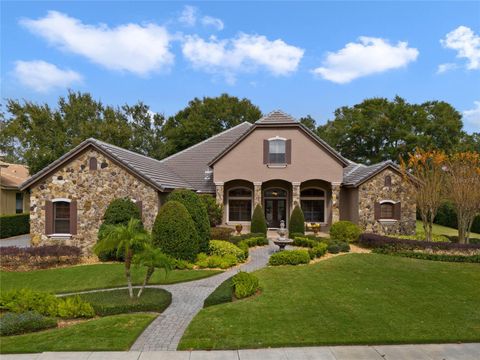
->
130;243;276;351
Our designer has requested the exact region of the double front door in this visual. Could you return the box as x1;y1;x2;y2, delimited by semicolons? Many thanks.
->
265;199;287;228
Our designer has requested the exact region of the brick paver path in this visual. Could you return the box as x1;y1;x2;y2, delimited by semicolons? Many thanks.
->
130;242;276;351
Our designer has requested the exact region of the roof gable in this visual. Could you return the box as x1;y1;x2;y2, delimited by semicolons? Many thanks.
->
342;160;404;187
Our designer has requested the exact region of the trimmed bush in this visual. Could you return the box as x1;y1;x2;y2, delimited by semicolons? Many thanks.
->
152;201;199;261
208;240;245;262
210;227;234;240
229;232;266;244
251;204;267;235
308;242;328;259
0;213;30;239
167;189;210;253
237;241;249;258
232;272;259;299
293;237;319;248
330;221;362;243
204;277;233;307
290;232;319;241
269;250;310;266
0;311;57;336
199;194;223;227
195;253;238;269
0;245;81;271
289;205;305;235
327;243;340;254
373;248;480;263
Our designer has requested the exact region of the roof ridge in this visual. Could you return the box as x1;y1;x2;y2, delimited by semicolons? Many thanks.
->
256;110;297;123
160;122;253;163
344;163;363;177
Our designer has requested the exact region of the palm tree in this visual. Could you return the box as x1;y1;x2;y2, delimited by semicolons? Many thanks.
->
133;244;174;298
94;218;148;298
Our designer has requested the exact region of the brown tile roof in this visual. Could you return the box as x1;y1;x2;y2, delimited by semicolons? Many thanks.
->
342;160;401;186
256;110;297;124
0;161;29;189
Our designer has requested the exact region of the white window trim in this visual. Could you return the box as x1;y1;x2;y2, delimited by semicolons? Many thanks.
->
378;199;398;222
52;198;71;203
300;187;327;225
226;186;253;224
50;199;72;237
267;137;287;165
263;187;289;229
267;136;287;141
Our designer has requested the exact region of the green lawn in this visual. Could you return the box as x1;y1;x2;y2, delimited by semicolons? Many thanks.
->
416;220;480;237
0;264;221;294
0;313;156;353
179;253;480;350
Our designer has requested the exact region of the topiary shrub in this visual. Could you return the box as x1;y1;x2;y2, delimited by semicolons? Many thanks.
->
289;205;305;235
199;194;223;227
251;204;267;235
167;189;210;253
97;198;142;261
232;272;259;299
330;221;362;243
0;213;30;239
0;311;57;336
269;250;310;266
152;201;199;261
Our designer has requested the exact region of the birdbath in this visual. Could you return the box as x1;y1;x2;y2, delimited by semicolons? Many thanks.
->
273;220;293;251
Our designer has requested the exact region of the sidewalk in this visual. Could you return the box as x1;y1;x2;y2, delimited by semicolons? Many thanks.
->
0;234;31;248
2;343;479;359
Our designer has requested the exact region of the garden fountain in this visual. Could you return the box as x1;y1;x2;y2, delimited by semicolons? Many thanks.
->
273;220;293;251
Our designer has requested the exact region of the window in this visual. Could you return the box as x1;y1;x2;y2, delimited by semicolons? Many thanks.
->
15;193;24;214
53;201;70;233
385;175;392;187
89;157;97;170
269;139;286;164
380;203;394;219
264;188;287;198
300;188;326;223
228;188;252;222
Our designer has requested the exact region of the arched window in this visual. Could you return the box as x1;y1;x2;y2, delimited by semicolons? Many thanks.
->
300;188;326;223
269;139;286;164
264;188;287;198
380;202;395;219
385;175;392;187
228;187;252;222
89;157;97;170
53;201;70;233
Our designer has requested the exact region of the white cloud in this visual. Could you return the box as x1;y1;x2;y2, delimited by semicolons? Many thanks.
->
437;62;458;74
201;16;224;31
179;5;197;27
182;33;304;83
20;11;174;75
441;26;480;70
14;60;82;92
463;101;480;128
312;37;419;84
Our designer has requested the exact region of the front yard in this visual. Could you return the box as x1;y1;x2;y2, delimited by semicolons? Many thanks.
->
179;253;480;349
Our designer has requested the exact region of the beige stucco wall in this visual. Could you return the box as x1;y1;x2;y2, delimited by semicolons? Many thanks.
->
213;128;344;184
29;148;160;254
358;169;416;235
339;187;359;224
0;189;30;215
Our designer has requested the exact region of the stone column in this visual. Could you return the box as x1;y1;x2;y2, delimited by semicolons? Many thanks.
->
292;182;301;211
215;182;224;206
331;182;341;224
253;182;262;208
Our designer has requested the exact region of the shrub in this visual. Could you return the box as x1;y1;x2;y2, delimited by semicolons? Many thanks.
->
232;272;259;299
173;259;195;270
199;194;223;227
0;311;57;336
195;253;238;269
152;201;199;261
289;232;319;241
0;213;30;239
251;204;267;235
229;232;266;244
269;250;310;266
330;221;362;243
210;227;234;240
446;236;480;244
327;243;340;254
57;296;95;318
167;189;210;253
373;248;480;263
237;241;249;258
0;245;81;271
208;240;245;262
289;205;305;235
204;277;233;307
293;237;318;248
97;198;142;261
308;242;328;259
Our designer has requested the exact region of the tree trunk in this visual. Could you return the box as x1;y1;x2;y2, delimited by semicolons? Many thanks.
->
125;249;134;298
137;266;155;298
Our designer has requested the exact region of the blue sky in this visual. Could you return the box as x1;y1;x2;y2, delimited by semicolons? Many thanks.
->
1;1;480;132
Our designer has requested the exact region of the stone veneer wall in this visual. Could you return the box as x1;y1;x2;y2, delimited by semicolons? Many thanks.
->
358;169;416;235
30;148;159;254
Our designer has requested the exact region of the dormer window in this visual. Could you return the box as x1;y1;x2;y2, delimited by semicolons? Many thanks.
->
264;137;291;165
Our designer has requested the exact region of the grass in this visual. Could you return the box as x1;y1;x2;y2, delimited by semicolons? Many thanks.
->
179;253;480;350
0;313;156;353
416;220;480;237
76;288;172;316
203;277;233;308
0;264;221;294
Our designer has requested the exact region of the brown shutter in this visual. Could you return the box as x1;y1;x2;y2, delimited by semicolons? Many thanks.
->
263;140;269;164
286;139;292;164
374;202;381;220
136;200;143;221
70;200;77;235
45;200;53;235
394;202;402;220
89;157;97;170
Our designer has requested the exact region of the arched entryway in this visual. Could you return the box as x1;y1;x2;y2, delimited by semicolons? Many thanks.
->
262;180;291;229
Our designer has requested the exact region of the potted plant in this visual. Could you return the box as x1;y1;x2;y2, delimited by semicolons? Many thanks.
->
311;223;320;235
235;224;243;235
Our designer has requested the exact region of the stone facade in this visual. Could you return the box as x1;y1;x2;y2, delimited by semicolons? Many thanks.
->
331;183;341;223
358;169;416;235
30;148;159;254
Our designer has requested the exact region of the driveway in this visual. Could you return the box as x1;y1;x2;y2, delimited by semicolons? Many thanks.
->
0;234;31;248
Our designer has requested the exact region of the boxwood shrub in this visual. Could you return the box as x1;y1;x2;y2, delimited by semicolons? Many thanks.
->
208;240;245;262
232;272;259;299
251;204;267;235
373;248;480;263
0;311;57;336
269;250;310;266
288;205;305;235
229;232;266;244
308;242;328;259
0;213;30;239
210;227;234;240
330;221;362;243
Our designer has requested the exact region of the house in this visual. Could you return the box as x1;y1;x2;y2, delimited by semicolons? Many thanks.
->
20;111;416;253
0;161;30;215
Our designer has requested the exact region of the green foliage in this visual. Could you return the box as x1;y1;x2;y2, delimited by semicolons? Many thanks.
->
57;296;96;319
293;237;318;248
269;250;310;266
0;311;57;336
330;221;362;243
327;241;350;254
228;232;266;244
200;194;223;227
167;189;210;253
232;272;259;299
308;243;328;259
208;240;245;262
396;232;450;242
289;232;320;241
152;201;199;261
172;259;195;270
251;204;267;235
203;277;233;308
195;253;238;269
237;236;268;258
434;201;480;235
210;227;234;240
0;213;30;239
289;206;305;235
373;248;480;263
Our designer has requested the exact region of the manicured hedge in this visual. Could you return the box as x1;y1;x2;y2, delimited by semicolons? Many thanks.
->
208;240;245;262
0;311;57;336
308;242;328;259
251;204;267;235
210;227;234;240
373;248;480;263
292;237;319;248
0;213;30;239
232;272;259;299
269;250;310;266
330;221;361;243
195;253;238;269
288;205;305;234
229;232;266;244
203;277;233;307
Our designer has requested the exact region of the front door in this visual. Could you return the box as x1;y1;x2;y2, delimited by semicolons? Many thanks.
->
265;199;287;228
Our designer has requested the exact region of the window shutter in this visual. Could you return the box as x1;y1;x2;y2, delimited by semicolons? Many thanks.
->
286;139;292;164
45;200;53;235
263;140;269;164
394;202;402;220
374;202;381;220
89;157;97;170
136;200;143;221
70;200;77;235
